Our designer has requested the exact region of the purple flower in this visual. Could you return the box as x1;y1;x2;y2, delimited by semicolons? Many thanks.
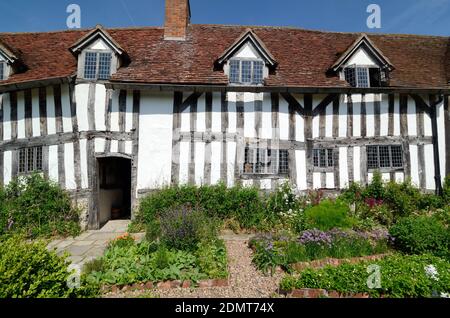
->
299;229;333;246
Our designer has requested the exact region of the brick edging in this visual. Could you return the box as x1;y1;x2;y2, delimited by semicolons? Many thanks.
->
286;288;370;299
290;253;391;272
101;278;229;294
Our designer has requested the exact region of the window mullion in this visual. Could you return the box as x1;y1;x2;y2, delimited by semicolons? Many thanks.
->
366;68;370;88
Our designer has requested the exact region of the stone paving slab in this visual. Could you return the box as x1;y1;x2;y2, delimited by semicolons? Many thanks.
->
47;220;144;268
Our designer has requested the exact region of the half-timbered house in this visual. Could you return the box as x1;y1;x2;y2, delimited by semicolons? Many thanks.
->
0;0;449;229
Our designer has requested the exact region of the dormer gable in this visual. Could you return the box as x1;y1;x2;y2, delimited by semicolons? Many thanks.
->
0;41;22;81
70;25;127;81
216;29;276;85
331;34;394;88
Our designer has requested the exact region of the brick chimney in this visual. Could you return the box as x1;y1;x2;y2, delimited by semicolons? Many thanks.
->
164;0;191;40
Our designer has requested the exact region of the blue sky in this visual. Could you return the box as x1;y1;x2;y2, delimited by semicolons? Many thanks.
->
1;0;449;36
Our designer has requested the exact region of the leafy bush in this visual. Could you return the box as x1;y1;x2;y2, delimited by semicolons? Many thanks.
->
304;199;353;231
0;174;80;239
158;206;218;251
389;216;449;259
0;236;98;298
250;229;391;274
135;183;271;231
196;239;228;279
280;254;450;298
85;239;228;286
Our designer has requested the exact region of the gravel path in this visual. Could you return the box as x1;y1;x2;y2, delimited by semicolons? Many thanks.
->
106;238;284;298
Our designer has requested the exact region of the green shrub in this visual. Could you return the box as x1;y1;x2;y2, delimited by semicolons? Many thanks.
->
280;254;450;298
304;199;353;231
159;205;217;251
389;216;449;259
85;239;228;286
196;239;228;279
0;236;98;298
136;184;270;231
0;173;80;239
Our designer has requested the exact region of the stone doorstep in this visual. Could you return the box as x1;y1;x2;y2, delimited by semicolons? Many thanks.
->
289;288;370;299
103;278;230;294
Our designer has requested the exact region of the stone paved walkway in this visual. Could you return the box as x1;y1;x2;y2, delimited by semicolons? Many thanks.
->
47;220;145;267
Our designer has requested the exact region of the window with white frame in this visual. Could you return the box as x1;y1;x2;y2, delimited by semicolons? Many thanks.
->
243;148;289;175
313;149;334;168
18;146;43;174
229;59;264;85
367;145;403;170
344;65;384;88
83;51;112;80
0;61;5;80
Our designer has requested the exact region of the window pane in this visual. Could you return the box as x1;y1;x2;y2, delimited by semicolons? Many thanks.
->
241;61;252;83
244;148;254;173
19;149;26;173
327;149;334;167
313;149;319;167
319;149;327;167
252;61;264;84
367;146;379;169
84;52;97;79
98;52;112;80
344;68;356;87
27;148;34;172
356;67;369;88
369;68;381;87
279;150;289;174
379;146;390;168
36;147;43;171
0;62;4;80
391;146;403;167
229;60;240;83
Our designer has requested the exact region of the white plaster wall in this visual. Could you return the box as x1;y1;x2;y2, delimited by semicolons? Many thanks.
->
407;96;417;136
45;86;56;134
296;150;307;190
31;89;40;137
325;103;333;137
393;95;401;136
64;142;76;190
137;92;173;189
424;144;435;190
2;93;11;140
80;139;88;189
195;142;205;186
212;92;223;133
95;138;105;153
16;91;25;139
48;145;59;183
3;151;12;185
366;97;375;137
261;93;272;139
210;141;221;185
409;145;419;187
227;142;237;187
95;84;106;131
61;85;72;133
243;93;255;138
344;48;378;66
326;172;334;189
352;99;361;137
125;90;133;133
339;147;349;188
279;97;289;140
353;147;361;182
226;93;236;134
110;90;120;132
338;96;347;137
75;83;90;132
313;172;321;189
110;140;118;153
179;141;189;185
379;94;389;136
197;94;206;132
436;101;446;183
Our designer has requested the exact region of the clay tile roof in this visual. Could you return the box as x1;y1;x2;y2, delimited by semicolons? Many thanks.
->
0;24;449;89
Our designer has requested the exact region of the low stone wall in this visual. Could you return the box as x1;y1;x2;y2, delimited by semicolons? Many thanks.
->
101;278;229;294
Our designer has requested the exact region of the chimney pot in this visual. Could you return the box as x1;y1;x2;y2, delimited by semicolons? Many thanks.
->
164;0;191;40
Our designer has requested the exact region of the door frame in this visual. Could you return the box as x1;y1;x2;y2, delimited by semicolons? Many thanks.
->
88;153;134;230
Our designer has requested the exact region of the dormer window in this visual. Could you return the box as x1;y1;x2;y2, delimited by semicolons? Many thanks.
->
216;29;277;87
331;34;394;89
229;59;264;85
70;25;126;82
84;51;112;80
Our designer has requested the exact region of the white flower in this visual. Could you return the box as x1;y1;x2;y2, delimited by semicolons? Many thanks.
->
425;265;439;281
441;293;449;298
283;193;288;199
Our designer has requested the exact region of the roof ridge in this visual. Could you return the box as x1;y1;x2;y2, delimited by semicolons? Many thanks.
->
191;24;449;39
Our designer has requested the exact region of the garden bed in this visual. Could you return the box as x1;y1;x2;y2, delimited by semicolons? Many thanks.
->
280;254;450;298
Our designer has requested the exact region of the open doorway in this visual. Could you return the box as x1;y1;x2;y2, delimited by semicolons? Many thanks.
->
97;157;131;228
